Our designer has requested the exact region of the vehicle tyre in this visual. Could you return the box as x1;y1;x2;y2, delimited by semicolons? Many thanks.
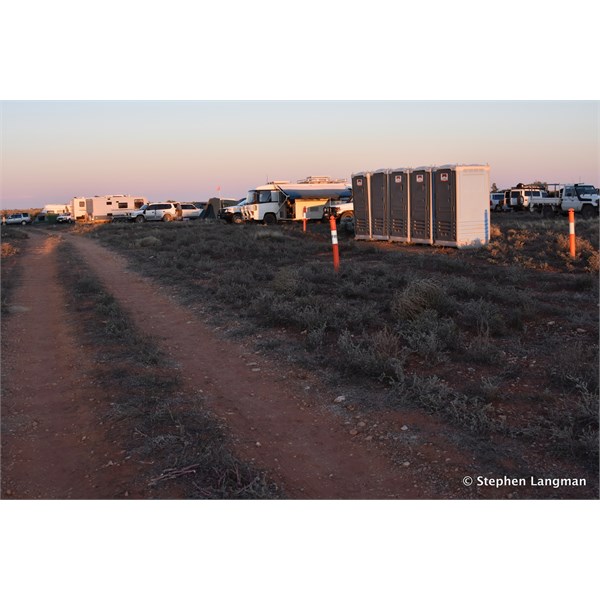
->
263;213;277;226
581;204;596;219
339;210;354;231
163;213;173;222
135;215;145;223
232;213;243;224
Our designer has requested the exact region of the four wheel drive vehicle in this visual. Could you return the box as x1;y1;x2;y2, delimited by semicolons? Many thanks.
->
528;183;599;218
179;203;202;220
132;202;182;222
323;200;354;224
203;197;240;220
504;187;548;210
220;198;251;223
4;213;32;225
490;192;505;211
56;213;75;224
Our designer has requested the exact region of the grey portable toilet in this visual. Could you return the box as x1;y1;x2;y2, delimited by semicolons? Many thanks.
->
410;167;433;245
433;164;490;248
369;169;389;240
352;172;371;240
432;166;457;244
389;168;411;242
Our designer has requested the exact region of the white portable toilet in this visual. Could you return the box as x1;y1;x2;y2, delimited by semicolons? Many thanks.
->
432;164;490;248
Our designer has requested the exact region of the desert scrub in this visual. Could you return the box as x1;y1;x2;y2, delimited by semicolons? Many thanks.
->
554;233;599;272
0;228;28;314
393;372;500;434
546;340;599;394
398;309;460;362
487;212;599;272
525;381;599;467
1;242;19;258
391;277;454;321
458;298;507;336
336;328;407;379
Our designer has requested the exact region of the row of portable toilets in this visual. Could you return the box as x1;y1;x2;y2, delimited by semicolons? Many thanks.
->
351;164;491;248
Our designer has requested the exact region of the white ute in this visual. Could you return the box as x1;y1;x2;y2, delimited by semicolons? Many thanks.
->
528;184;599;218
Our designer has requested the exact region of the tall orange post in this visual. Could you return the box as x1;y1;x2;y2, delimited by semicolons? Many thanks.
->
302;206;307;233
568;208;576;257
329;215;340;272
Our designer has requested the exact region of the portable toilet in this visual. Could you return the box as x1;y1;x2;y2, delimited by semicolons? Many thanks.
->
410;167;433;245
370;169;389;240
389;168;411;242
432;164;490;248
352;172;371;240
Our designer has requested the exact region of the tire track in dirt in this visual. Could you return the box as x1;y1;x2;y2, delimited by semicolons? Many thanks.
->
67;232;431;499
1;233;142;499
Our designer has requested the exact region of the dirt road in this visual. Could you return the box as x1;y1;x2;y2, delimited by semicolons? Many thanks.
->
1;234;141;498
2;230;443;499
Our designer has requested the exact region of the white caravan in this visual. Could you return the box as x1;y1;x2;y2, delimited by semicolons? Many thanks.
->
83;195;147;221
240;176;352;224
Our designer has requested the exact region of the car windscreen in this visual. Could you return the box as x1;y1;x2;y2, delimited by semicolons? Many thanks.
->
245;191;258;204
576;185;596;195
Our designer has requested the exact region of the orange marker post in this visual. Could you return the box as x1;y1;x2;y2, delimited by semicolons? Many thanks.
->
303;206;307;233
568;208;576;258
329;215;340;272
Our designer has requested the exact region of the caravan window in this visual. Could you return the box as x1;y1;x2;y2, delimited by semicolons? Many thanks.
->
272;191;287;204
259;190;272;204
118;202;128;209
79;201;85;208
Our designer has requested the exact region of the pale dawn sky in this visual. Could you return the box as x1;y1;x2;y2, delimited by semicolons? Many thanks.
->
1;100;598;209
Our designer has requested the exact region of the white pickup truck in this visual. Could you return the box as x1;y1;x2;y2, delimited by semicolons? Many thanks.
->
323;200;354;228
528;184;599;218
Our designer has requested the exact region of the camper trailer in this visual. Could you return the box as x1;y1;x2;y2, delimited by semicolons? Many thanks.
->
84;195;147;221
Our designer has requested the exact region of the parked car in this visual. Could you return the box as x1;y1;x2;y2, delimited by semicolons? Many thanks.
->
179;203;202;220
56;213;75;224
4;213;32;225
504;187;548;210
490;192;505;211
132;202;182;223
192;201;208;218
